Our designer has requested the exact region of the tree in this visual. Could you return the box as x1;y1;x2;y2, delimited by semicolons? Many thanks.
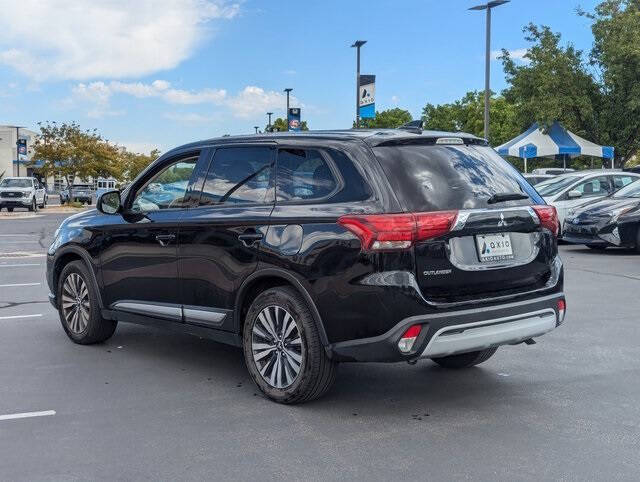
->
356;108;413;129
500;24;602;143
266;117;309;132
422;91;520;147
31;121;122;198
579;0;640;166
120;149;161;182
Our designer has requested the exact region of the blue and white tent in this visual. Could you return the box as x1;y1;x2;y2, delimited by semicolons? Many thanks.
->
496;121;614;159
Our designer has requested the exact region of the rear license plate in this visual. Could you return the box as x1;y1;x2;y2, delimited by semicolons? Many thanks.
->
476;233;514;262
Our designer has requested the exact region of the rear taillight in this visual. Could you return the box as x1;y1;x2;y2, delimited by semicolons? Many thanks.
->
532;205;559;237
557;299;566;324
338;211;457;252
398;324;422;353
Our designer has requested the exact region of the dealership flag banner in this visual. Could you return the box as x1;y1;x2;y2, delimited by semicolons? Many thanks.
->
359;74;375;119
288;108;301;131
17;139;27;156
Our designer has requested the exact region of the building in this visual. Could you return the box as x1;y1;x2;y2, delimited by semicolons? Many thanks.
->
0;125;38;179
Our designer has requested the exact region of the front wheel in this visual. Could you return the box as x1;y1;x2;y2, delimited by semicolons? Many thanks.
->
431;347;498;369
243;287;336;404
29;198;37;212
7;207;13;212
57;261;117;344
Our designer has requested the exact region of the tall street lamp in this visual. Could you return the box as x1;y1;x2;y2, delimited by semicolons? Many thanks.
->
284;88;293;131
469;0;509;141
6;125;26;176
351;40;367;128
254;126;259;134
266;112;273;131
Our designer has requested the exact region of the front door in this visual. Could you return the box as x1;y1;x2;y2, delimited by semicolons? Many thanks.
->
178;145;275;331
100;152;201;321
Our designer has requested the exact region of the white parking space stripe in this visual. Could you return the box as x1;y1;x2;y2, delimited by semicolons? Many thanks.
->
0;240;41;243
0;264;41;267
0;282;41;287
0;410;56;421
0;234;37;237
0;314;43;320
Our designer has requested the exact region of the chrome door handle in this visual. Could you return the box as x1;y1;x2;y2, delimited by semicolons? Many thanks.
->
155;234;176;246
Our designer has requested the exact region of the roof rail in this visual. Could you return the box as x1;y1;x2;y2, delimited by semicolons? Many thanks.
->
397;120;423;133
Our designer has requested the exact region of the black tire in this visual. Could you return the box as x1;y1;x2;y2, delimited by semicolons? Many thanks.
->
57;260;117;344
7;207;13;212
588;245;607;251
635;227;640;254
243;286;336;404
431;347;498;369
28;198;36;212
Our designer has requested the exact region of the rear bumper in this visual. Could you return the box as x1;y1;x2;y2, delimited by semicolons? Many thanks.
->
329;292;565;362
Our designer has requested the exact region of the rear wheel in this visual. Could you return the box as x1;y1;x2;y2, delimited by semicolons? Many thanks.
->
431;347;498;369
243;286;336;404
57;261;117;344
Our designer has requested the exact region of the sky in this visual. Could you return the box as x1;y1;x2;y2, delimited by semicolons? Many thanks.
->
0;0;602;154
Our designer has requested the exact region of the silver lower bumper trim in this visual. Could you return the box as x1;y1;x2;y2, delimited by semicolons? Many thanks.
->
420;309;557;359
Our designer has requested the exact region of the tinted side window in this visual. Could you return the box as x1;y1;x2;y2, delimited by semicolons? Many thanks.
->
613;175;635;189
131;157;197;212
276;149;338;201
200;147;274;205
574;176;610;198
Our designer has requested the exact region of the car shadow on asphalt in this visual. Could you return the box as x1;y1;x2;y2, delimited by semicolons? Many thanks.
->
99;323;517;412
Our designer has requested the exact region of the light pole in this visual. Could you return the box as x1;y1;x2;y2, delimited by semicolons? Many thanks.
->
284;88;293;131
469;0;509;142
254;126;259;134
266;112;273;131
6;125;26;176
351;40;367;128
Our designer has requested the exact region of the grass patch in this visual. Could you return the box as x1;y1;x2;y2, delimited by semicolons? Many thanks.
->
66;201;85;208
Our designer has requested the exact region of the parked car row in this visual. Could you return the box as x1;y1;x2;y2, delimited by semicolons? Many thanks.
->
524;170;640;252
60;184;94;205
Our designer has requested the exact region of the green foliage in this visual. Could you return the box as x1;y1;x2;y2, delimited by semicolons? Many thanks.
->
580;0;640;165
422;91;520;147
266;117;309;132
500;24;601;142
120;149;161;182
356;108;413;129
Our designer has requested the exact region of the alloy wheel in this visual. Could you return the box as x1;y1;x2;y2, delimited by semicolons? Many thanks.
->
61;273;90;334
251;305;303;389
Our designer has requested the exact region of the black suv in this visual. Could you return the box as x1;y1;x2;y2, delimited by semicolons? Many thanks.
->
47;129;566;403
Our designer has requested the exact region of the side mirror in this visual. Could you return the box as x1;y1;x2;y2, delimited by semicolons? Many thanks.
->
97;190;121;215
567;189;582;199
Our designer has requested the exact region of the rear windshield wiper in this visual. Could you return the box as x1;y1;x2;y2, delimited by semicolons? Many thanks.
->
487;192;529;204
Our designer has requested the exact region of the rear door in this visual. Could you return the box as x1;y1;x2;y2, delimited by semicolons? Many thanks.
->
177;145;275;331
373;142;554;305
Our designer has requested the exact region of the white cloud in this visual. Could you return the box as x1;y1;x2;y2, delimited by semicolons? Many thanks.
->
0;0;239;80
491;48;530;63
117;140;164;155
391;95;399;105
70;80;298;119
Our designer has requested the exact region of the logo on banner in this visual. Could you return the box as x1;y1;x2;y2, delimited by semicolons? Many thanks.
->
359;74;375;119
17;139;27;156
288;107;301;131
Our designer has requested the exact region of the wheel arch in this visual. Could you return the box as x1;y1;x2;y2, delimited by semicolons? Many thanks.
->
234;269;330;348
53;246;104;310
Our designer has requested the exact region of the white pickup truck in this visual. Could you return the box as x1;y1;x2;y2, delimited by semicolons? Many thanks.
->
0;177;47;212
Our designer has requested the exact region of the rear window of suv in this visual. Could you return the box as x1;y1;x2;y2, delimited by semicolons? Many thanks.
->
373;144;542;211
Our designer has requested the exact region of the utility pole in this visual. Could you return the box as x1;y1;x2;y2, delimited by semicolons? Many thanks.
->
469;1;509;142
351;40;367;128
284;88;293;131
266;112;273;131
254;126;259;134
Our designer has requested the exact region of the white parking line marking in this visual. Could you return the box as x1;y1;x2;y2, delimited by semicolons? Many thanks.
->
0;234;37;237
0;264;41;267
0;410;56;421
0;314;43;320
0;282;41;288
0;240;41;243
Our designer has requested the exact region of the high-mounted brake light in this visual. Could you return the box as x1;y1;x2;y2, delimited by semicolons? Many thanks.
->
532;205;559;237
338;211;458;252
398;324;422;353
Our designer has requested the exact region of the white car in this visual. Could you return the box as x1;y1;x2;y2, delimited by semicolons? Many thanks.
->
535;171;640;236
0;177;47;212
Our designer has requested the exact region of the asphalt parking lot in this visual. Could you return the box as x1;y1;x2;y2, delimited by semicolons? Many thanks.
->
1;211;639;481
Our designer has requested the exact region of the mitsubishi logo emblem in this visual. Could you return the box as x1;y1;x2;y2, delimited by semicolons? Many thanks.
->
498;213;507;227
